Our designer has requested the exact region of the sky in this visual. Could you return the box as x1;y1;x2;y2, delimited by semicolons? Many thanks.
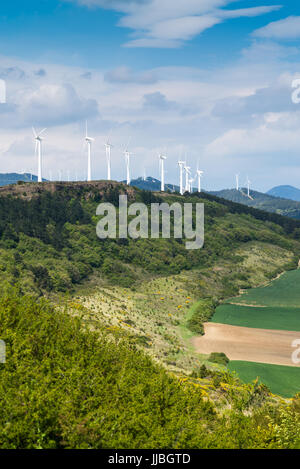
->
1;1;300;190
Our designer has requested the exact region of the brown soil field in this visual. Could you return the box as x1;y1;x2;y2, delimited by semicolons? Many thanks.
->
192;323;300;367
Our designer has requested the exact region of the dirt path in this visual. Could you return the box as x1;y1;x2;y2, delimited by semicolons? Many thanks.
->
192;323;300;367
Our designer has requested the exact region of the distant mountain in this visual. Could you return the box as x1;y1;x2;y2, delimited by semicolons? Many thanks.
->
0;173;43;186
129;177;300;220
211;188;300;220
267;185;300;202
126;177;180;192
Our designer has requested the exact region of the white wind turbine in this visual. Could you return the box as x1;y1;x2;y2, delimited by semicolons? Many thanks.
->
189;175;195;193
85;122;94;182
105;135;113;181
124;139;133;185
178;160;185;195
32;127;47;183
159;153;167;192
235;174;240;191
246;176;251;198
196;169;204;193
184;165;191;192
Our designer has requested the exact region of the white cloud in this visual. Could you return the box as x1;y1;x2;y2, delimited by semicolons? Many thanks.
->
64;0;282;48
253;16;300;40
104;66;158;84
2;37;300;190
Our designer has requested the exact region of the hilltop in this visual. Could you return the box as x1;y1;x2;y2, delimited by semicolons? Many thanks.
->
126;176;179;192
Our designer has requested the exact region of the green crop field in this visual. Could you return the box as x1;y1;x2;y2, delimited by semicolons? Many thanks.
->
212;303;300;331
229;269;300;308
228;361;300;398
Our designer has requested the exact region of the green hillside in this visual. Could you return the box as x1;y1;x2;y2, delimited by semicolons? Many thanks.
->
0;181;299;297
1;288;300;449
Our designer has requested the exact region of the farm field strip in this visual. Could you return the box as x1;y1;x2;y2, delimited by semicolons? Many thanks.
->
192;322;300;367
228;361;300;398
212;303;300;331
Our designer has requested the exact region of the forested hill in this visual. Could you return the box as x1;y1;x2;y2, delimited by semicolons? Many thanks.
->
0;180;300;296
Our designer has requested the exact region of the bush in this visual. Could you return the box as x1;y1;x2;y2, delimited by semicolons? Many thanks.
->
208;352;229;366
186;300;216;335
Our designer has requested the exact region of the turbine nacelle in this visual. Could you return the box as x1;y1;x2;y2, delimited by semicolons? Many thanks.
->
32;127;47;141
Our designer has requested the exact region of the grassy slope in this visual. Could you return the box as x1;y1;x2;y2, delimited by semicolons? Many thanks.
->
228;361;300;398
76;240;298;374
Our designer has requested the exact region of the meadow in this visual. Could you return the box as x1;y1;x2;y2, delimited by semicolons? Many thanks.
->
228;361;300;398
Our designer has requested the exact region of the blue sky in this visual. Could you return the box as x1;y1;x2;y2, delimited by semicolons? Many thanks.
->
0;0;295;68
1;0;300;190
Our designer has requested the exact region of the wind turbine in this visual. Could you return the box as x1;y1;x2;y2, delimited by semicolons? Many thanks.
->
235;174;240;191
189;175;195;193
159;153;167;192
196;169;204;193
246;176;251;198
85;122;94;182
178;161;185;195
32;127;47;183
184;165;191;192
124;139;133;185
105;137;113;181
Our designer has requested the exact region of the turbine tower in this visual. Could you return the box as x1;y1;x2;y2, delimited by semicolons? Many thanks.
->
178;161;185;195
196;169;204;193
236;174;240;191
247;176;251;198
105;139;113;181
32;127;47;183
123;138;133;185
159;153;167;192
184;165;191;192
85;122;94;182
189;176;195;193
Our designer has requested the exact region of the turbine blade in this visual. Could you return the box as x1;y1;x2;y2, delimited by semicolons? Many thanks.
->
124;136;131;152
38;128;47;137
32;127;37;138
